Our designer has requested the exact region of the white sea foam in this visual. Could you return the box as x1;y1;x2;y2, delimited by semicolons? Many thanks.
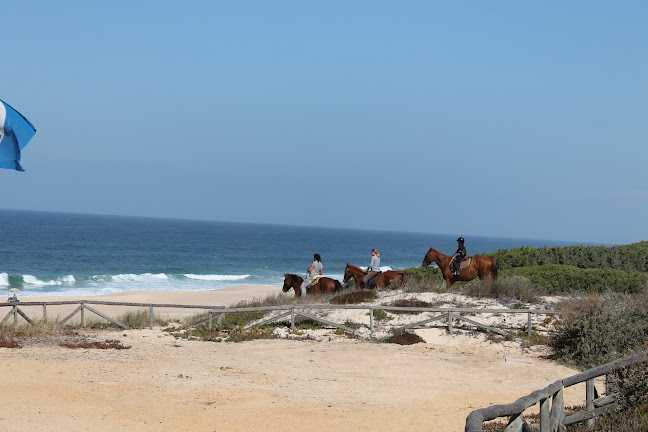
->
0;273;9;286
184;274;250;281
22;275;60;286
112;273;169;282
358;266;393;272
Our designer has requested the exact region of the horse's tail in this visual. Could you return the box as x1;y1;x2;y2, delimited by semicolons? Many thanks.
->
399;272;408;285
490;257;498;280
334;279;342;292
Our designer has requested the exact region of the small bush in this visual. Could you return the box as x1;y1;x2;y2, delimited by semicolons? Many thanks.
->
370;309;390;321
520;331;549;348
225;327;278;343
383;328;424;345
0;339;22;348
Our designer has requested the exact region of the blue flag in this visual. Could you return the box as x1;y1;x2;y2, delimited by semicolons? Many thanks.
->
0;99;37;171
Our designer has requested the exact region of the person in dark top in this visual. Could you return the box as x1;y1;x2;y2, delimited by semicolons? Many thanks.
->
450;237;467;275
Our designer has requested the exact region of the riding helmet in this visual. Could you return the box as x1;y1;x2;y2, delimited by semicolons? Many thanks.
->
457;237;464;243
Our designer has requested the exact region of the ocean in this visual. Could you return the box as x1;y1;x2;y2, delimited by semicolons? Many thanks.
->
1;209;590;297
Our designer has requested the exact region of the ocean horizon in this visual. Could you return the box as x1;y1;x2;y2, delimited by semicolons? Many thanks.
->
1;209;604;297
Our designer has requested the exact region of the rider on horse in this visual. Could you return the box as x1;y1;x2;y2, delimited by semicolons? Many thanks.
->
301;253;323;296
362;248;380;289
450;237;467;275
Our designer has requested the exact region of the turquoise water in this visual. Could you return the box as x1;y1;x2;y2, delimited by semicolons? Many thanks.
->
0;209;593;297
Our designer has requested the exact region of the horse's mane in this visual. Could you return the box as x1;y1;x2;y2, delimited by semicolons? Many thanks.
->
429;248;450;259
287;273;302;280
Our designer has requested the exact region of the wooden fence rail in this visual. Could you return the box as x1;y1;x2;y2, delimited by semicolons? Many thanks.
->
464;349;648;432
1;300;556;337
0;300;225;329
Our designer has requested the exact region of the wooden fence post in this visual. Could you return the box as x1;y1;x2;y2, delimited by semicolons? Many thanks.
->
370;308;374;332
448;311;453;334
208;311;213;329
539;397;550;432
549;386;565;432
291;307;295;331
81;302;85;327
528;312;532;337
586;379;595;428
43;304;47;322
149;305;154;330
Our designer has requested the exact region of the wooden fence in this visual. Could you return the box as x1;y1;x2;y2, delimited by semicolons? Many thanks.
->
0;300;225;329
464;350;648;432
1;300;555;337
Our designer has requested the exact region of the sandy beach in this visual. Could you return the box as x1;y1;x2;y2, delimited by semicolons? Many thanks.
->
0;285;588;431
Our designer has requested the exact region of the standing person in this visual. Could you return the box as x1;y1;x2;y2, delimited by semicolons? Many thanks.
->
450;237;467;275
301;253;323;296
362;248;381;289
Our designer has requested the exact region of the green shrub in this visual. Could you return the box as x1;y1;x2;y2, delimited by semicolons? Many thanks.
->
550;294;648;369
489;241;648;272
462;277;541;303
502;265;648;294
402;266;444;285
617;360;648;410
370;309;389;321
566;401;648;431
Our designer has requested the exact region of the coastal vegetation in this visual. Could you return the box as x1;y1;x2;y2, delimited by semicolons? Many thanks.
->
489;241;648;272
405;241;648;294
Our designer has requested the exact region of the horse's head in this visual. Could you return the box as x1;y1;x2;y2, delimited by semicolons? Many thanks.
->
343;264;353;283
422;248;435;267
282;274;294;292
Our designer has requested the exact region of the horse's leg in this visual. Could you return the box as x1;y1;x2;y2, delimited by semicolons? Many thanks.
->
323;280;332;293
311;281;320;294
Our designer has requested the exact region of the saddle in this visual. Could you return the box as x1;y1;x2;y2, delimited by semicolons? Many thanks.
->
450;256;471;273
458;255;471;269
365;272;382;289
306;274;322;287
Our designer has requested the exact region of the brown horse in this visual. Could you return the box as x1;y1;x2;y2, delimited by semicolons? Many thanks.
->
282;273;342;297
421;247;497;288
342;263;407;289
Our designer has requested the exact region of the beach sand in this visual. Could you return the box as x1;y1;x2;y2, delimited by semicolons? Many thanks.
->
0;286;587;431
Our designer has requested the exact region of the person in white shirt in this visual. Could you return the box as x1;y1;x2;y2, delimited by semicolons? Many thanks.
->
301;253;323;296
362;249;380;289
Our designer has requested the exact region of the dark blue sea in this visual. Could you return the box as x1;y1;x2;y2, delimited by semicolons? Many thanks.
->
0;209;593;297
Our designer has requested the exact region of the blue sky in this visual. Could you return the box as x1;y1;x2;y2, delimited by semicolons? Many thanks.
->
1;1;646;245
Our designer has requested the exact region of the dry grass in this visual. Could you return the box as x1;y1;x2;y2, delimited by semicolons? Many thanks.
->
60;339;131;349
382;298;443;314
